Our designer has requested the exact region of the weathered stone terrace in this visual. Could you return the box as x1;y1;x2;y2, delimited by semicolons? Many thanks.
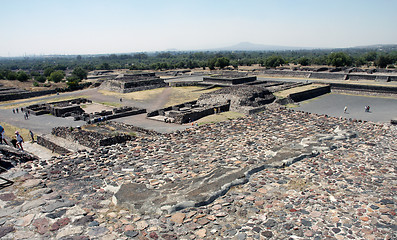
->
0;107;395;239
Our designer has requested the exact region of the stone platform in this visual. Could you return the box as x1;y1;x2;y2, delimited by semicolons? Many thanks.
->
0;107;395;239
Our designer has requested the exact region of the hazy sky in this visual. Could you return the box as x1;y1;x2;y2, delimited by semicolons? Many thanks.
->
1;0;396;57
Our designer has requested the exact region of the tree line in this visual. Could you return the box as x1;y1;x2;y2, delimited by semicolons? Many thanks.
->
0;46;396;84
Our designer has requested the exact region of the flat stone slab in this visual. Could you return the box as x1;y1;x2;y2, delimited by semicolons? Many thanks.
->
114;140;327;214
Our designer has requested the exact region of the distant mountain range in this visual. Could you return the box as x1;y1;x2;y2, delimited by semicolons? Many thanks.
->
170;42;396;52
207;42;314;51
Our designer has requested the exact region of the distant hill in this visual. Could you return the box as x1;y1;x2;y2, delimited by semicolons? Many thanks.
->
351;44;397;51
208;42;314;51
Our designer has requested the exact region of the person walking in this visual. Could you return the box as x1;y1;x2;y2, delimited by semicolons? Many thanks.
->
344;106;348;113
29;130;34;142
15;131;24;150
0;125;9;145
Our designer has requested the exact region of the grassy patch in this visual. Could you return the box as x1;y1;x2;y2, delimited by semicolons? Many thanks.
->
0;121;30;141
165;86;221;107
99;102;122;108
98;88;165;101
195;111;245;125
285;103;299;108
274;84;327;99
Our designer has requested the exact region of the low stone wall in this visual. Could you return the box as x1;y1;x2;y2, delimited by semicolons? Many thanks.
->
203;76;256;85
147;101;197;117
347;74;376;81
329;83;397;94
309;72;346;80
173;103;230;124
84;107;146;123
52;126;133;149
289;85;331;102
261;70;310;78
260;69;397;82
0;89;56;102
168;82;208;87
36;135;71;155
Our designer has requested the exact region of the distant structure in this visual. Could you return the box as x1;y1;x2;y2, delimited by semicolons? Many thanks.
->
99;73;167;93
27;98;89;117
202;72;257;86
26;98;146;123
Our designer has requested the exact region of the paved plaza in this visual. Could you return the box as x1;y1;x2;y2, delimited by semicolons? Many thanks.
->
295;93;397;124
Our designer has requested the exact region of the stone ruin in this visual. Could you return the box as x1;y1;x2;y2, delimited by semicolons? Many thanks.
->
99;72;167;93
27;98;89;117
147;85;276;123
197;85;276;113
77;106;146;123
26;98;146;123
147;101;230;124
202;72;257;86
51;122;142;149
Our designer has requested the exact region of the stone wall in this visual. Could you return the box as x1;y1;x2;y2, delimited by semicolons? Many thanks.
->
309;72;346;80
83;107;146;123
347;74;376;81
202;76;257;85
52;126;133;149
147;101;197;117
259;69;397;82
168;82;206;87
173;103;230;124
99;73;167;93
197;85;275;112
329;83;397;94
36;135;71;155
260;70;310;78
289;85;331;102
0;89;56;102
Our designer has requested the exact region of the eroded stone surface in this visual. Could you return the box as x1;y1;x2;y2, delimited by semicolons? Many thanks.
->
0;107;395;239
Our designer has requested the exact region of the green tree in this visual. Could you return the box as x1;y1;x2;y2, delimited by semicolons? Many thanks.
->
16;70;29;81
35;75;47;83
72;67;88;80
48;70;65;83
208;58;217;70
374;54;392;68
7;71;17;80
297;57;310;66
99;62;110;70
215;57;230;69
327;52;352;67
265;56;285;67
364;51;377;61
43;67;54;77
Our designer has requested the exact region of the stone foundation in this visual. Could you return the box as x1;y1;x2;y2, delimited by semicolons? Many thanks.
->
99;73;167;93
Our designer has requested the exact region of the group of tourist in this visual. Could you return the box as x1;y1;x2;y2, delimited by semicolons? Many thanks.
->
344;105;372;113
12;107;31;120
0;125;35;151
